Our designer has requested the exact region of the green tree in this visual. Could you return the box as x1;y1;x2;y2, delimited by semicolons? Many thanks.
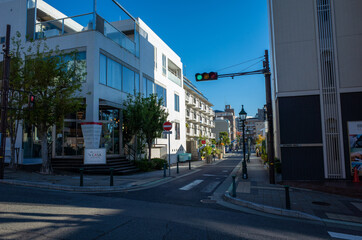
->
123;94;168;162
219;132;230;145
21;39;86;174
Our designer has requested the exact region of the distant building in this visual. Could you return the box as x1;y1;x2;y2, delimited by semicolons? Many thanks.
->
212;119;231;141
268;0;362;180
215;105;237;141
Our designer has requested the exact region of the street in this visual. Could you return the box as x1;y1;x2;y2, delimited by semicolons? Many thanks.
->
1;154;361;240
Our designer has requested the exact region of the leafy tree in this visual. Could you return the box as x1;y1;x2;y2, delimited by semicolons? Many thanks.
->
219;132;230;145
21;38;86;174
123;94;168;162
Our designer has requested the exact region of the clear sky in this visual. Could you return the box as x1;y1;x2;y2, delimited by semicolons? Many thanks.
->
47;0;269;116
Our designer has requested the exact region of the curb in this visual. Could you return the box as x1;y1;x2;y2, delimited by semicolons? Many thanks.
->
223;191;322;221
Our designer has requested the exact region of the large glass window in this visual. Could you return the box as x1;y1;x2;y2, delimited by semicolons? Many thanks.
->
107;58;122;90
99;106;120;154
99;54;107;85
135;73;140;94
123;66;135;94
147;79;154;96
174;93;179;112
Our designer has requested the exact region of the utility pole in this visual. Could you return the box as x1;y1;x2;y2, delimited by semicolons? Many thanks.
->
195;49;276;184
263;50;275;184
0;25;11;179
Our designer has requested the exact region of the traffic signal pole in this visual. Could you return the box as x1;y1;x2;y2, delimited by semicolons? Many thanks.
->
196;50;275;184
0;25;11;179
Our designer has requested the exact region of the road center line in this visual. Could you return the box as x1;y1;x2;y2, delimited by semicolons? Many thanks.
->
179;180;204;191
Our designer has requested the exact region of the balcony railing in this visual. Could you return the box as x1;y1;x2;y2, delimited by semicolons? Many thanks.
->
168;71;181;86
34;13;137;56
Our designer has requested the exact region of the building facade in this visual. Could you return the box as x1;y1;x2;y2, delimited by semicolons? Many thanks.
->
215;105;237;141
268;0;362;180
184;77;215;159
0;0;186;165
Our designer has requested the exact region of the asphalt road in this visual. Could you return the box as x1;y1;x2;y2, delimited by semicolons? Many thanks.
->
0;154;361;239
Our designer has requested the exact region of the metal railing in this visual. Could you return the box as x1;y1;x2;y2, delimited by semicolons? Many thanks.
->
125;143;136;163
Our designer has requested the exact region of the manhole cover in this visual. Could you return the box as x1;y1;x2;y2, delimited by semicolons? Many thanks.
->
200;199;216;204
312;201;331;206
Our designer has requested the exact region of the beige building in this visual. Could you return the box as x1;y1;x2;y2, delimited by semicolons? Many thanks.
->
184;77;215;159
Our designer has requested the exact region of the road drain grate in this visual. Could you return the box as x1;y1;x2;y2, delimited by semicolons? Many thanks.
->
312;201;331;206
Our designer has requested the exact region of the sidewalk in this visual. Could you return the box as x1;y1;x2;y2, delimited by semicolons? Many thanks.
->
0;159;218;192
224;154;362;224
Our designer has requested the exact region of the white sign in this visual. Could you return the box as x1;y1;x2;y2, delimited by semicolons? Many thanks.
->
84;148;106;164
81;122;102;149
163;131;172;134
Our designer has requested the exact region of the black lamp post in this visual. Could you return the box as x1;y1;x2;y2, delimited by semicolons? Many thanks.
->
239;105;248;179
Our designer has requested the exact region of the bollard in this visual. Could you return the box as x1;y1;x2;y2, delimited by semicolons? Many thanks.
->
188;160;191;170
163;163;167;178
110;168;114;186
284;185;291;210
232;175;236;197
80;168;84;187
177;161;179;174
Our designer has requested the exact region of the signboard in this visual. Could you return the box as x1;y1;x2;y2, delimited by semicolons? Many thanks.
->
347;121;362;176
163;121;172;131
163;131;172;134
84;148;106;164
201;140;206;145
81;122;102;149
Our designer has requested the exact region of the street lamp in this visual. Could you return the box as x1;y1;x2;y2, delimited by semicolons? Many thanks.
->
239;105;248;179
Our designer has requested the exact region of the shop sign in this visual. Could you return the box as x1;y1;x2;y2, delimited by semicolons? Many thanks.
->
347;121;362;176
84;148;106;164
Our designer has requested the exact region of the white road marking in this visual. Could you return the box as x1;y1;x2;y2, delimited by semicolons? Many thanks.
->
203;174;217;177
328;231;362;240
201;181;220;193
179;180;204;191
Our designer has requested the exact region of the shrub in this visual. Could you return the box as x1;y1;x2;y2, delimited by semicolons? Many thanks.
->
274;158;282;173
135;160;153;172
151;158;168;170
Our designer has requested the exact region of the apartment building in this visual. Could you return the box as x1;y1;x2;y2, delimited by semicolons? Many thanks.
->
268;0;362;180
184;77;215;159
215;105;237;141
0;0;186;165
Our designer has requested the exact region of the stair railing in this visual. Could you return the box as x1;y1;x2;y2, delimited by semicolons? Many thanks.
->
125;143;137;163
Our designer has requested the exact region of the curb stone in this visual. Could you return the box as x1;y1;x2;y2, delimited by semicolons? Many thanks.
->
223;191;322;222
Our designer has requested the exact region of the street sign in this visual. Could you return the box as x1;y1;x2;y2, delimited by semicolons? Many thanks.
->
163;131;172;134
201;140;206;144
163;121;172;131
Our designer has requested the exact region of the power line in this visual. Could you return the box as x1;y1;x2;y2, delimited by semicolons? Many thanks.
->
216;56;264;72
238;59;264;73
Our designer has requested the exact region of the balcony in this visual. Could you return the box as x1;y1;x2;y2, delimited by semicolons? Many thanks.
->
30;1;137;56
168;71;181;86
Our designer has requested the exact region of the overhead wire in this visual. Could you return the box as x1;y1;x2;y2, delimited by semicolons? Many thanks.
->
216;56;264;72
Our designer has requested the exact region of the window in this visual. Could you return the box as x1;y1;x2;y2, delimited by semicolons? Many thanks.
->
123;66;135;94
174;93;179;112
99;53;138;95
156;84;167;107
135;73;140;94
162;54;166;75
154;46;157;69
107;58;122;90
175;122;180;140
143;77;155;97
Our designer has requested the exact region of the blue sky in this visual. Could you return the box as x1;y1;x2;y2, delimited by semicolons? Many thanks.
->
47;0;269;116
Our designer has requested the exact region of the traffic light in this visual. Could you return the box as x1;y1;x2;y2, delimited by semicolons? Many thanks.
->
195;72;218;81
28;94;35;108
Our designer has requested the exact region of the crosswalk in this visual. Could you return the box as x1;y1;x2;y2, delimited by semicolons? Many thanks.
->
179;179;221;193
328;231;362;240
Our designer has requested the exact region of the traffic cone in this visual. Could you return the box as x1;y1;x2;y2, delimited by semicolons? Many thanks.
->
353;167;360;183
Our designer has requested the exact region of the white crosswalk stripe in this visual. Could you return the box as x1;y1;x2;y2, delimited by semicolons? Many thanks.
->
201;181;220;193
328;231;362;240
179;180;203;191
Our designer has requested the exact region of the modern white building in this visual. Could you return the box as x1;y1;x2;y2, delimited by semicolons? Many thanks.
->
268;0;362;180
0;0;186;168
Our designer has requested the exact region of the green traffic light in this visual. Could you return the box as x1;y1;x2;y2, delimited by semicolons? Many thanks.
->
196;74;203;81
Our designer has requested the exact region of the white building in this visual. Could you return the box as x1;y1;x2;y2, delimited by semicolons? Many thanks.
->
0;0;186;167
184;77;215;159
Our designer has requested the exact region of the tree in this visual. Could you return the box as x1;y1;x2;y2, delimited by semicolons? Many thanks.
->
123;94;168;162
21;38;86;174
219;132;230;145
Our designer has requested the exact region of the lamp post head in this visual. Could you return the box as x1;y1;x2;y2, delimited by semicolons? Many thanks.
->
239;105;247;121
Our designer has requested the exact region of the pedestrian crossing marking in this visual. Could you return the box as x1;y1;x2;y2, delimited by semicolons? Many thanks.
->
326;213;362;224
179;180;203;191
201;181;220;193
351;202;362;212
328;231;362;240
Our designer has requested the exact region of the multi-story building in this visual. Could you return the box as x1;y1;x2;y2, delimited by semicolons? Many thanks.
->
215;105;237;141
184;77;215;159
213;119;230;142
268;0;362;180
1;0;186;166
